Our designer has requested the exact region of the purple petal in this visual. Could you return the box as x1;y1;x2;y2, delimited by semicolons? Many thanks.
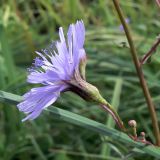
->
27;71;48;84
17;84;67;121
21;94;58;121
59;27;65;42
67;20;86;71
75;20;85;48
67;24;79;70
67;24;74;62
27;68;66;84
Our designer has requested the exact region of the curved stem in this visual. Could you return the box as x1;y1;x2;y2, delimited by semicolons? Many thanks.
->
112;0;160;146
100;103;125;131
96;93;127;132
140;35;160;65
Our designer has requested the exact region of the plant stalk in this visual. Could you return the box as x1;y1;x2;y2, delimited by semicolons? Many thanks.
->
140;35;160;65
100;102;125;131
112;0;160;146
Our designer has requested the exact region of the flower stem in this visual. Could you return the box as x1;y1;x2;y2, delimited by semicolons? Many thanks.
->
140;35;160;65
112;0;160;146
100;101;126;132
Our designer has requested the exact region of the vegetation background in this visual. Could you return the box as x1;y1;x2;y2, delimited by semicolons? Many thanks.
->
0;0;160;159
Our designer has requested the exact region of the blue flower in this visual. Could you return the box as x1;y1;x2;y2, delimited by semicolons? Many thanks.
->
17;20;86;121
119;18;130;31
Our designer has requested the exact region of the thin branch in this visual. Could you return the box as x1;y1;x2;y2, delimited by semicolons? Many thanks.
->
140;35;160;65
112;0;160;146
100;104;125;131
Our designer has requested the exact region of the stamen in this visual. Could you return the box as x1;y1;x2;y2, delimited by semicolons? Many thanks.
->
34;57;44;67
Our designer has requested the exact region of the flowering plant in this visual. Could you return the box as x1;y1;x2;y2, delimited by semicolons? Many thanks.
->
17;4;160;145
17;20;122;127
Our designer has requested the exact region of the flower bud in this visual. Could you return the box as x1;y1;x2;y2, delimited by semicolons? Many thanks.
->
140;132;146;141
140;132;145;137
128;120;137;128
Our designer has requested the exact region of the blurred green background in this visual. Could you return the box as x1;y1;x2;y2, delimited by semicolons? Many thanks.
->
0;0;160;159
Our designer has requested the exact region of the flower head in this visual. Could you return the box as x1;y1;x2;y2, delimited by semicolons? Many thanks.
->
17;20;87;121
119;18;130;31
128;120;137;128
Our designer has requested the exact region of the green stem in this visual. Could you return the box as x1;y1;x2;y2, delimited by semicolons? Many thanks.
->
96;94;126;132
112;0;160;146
